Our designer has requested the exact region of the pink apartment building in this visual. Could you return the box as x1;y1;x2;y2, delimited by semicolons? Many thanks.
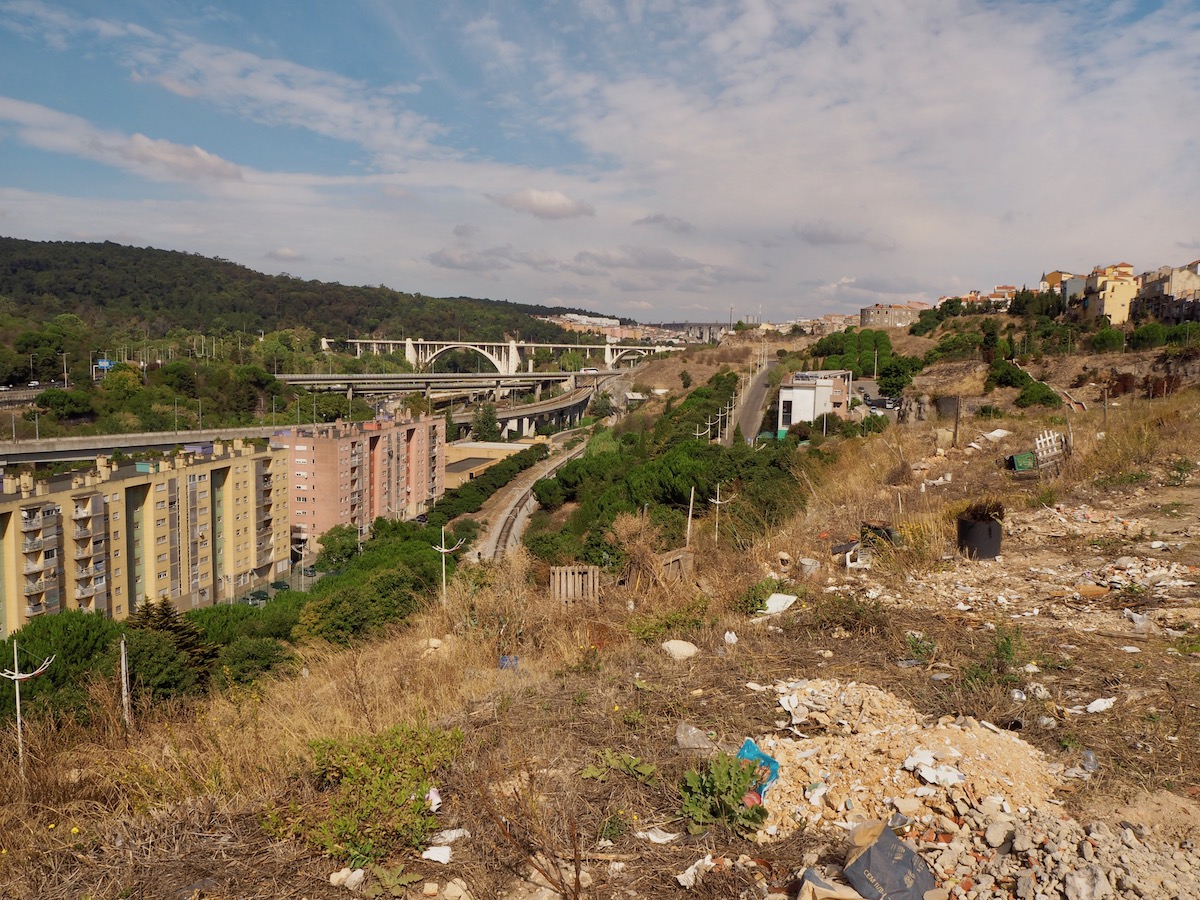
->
272;415;445;558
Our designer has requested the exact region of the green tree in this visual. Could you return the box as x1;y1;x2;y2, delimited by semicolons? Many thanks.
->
125;599;218;684
471;403;502;441
679;370;692;389
1090;327;1124;353
0;610;123;721
317;523;361;569
590;390;614;418
559;350;584;371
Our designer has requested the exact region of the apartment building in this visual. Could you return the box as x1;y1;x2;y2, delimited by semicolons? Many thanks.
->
1070;262;1137;325
1130;261;1200;324
271;414;444;558
777;370;853;437
859;304;925;329
0;440;290;637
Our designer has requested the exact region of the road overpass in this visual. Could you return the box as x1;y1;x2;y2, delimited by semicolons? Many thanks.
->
0;389;596;465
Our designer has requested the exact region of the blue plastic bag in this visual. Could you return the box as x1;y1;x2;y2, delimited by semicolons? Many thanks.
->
737;738;780;798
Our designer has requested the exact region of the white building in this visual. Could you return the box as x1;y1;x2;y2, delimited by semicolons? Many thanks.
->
777;370;853;437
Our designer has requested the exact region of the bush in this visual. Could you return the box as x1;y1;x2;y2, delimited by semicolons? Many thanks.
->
732;578;784;615
215;636;290;687
1090;327;1124;353
118;628;199;701
0;610;123;722
1015;381;1062;408
303;724;463;865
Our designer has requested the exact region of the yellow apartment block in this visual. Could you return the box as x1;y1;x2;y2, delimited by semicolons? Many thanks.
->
0;439;290;636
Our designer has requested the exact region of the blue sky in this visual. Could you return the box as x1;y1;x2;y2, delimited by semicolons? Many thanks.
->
1;0;1198;324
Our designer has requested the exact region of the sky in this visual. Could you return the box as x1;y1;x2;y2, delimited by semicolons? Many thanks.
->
1;1;1198;325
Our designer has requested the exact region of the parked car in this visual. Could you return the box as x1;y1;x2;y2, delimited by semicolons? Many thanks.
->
28;380;40;388
270;580;291;591
302;566;317;577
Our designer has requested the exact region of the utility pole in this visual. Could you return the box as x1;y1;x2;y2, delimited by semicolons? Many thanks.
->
433;526;466;605
709;482;736;545
686;486;695;548
2;642;55;798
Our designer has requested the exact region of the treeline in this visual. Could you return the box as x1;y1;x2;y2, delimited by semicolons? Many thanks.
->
0;518;472;722
0;236;608;341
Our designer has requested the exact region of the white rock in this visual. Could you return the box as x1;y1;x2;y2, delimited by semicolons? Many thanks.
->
422;846;452;864
330;867;351;887
344;868;365;890
662;640;700;661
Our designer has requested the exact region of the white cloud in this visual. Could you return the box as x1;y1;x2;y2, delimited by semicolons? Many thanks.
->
488;188;595;220
0;96;242;182
266;247;304;261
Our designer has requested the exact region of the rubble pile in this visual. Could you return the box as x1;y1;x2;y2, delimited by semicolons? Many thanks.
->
752;679;1060;840
751;679;1200;899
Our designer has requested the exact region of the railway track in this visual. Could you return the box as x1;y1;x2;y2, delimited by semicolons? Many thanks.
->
488;441;588;559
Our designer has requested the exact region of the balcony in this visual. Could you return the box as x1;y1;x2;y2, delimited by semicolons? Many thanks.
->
23;560;45;575
20;515;43;532
21;539;44;553
23;581;47;597
73;526;93;540
75;585;95;600
25;603;47;617
72;506;93;521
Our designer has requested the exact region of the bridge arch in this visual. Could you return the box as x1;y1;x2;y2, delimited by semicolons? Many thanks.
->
608;347;654;367
421;343;505;373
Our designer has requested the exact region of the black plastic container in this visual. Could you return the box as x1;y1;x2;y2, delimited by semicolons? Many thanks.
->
957;515;1002;559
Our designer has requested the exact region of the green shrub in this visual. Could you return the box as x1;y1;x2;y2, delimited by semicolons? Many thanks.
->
627;597;709;642
304;724;463;865
215;636;290;687
679;752;768;836
733;578;784;615
1015;381;1062;408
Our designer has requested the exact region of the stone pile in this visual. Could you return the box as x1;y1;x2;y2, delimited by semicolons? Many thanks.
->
752;679;1200;899
751;679;1059;841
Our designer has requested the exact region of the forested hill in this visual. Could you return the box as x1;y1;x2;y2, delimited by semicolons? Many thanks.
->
0;236;613;341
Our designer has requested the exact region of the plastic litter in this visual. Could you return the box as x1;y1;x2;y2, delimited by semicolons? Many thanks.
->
761;593;799;616
634;826;682;843
675;854;716;888
1086;697;1116;713
425;786;442;812
421;846;451;864
737;738;780;803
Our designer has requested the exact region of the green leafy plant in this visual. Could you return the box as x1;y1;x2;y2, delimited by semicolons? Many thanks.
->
627;597;709;642
303;723;463;866
580;749;659;785
364;864;423;898
904;630;936;661
679;752;768;836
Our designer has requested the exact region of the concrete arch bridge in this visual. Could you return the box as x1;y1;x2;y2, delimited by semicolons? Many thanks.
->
337;338;677;374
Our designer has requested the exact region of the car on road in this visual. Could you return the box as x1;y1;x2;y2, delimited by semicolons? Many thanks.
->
28;381;39;388
302;566;317;577
270;581;291;591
